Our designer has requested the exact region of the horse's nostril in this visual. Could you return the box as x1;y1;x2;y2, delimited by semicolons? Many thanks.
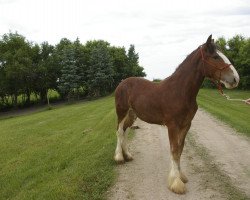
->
234;78;237;83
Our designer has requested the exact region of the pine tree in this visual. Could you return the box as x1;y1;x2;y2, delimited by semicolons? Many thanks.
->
73;38;87;96
127;45;146;77
58;47;80;100
87;44;114;96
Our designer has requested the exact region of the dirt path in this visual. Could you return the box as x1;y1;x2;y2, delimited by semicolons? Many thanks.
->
191;109;250;197
108;109;250;200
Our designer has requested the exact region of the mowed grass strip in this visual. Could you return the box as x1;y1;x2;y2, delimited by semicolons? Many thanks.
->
198;89;250;136
0;96;117;200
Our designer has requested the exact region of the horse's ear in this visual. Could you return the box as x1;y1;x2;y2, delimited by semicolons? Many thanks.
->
205;34;214;53
206;35;212;45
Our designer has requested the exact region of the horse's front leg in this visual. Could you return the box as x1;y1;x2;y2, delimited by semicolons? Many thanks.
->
167;122;190;194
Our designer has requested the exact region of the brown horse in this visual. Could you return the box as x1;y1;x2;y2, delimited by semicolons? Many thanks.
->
114;35;239;194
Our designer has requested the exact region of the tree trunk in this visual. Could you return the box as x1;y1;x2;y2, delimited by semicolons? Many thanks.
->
40;89;47;104
47;90;50;107
25;89;31;105
13;94;18;108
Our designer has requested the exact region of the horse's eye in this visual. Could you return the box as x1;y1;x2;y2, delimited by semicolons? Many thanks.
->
213;55;220;59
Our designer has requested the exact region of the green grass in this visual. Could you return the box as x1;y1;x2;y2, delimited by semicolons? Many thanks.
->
0;96;117;200
198;89;250;136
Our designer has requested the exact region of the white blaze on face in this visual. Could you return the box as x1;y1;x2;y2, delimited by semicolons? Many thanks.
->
216;50;239;88
216;50;231;65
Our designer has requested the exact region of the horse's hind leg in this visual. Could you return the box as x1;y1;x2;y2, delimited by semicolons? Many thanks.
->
114;108;136;163
122;109;136;161
114;117;126;164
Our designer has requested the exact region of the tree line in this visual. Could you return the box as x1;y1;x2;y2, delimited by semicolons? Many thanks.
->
203;35;250;89
0;32;146;110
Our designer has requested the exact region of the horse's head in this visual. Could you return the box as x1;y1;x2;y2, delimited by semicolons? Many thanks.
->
201;35;239;89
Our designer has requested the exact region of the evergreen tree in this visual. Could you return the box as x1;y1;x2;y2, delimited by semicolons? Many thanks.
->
58;47;81;100
127;44;146;77
73;38;87;96
87;44;114;96
110;46;129;87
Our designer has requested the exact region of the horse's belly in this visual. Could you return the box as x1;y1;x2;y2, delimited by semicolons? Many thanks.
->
135;111;164;125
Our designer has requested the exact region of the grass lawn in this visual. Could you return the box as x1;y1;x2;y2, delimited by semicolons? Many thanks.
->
198;88;250;136
0;96;117;200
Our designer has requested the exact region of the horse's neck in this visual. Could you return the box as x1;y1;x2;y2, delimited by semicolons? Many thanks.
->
165;51;204;101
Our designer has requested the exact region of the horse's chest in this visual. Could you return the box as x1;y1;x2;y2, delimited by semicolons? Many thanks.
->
180;105;197;122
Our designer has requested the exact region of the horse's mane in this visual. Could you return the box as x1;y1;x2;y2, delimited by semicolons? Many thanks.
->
173;47;199;73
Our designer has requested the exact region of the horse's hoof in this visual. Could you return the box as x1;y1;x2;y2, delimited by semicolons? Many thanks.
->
124;153;133;162
168;177;186;194
116;159;125;164
114;154;125;164
180;172;188;183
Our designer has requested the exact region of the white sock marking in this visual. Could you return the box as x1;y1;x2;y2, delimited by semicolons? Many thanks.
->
115;119;125;160
169;154;180;179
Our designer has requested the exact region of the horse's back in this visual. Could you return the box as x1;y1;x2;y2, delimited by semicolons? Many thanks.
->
116;77;155;92
115;77;160;122
115;77;154;103
115;77;143;105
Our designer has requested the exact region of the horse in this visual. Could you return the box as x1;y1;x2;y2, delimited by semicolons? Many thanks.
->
114;35;239;194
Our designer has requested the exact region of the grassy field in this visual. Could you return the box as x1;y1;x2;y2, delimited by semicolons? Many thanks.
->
1;89;249;200
198;89;250;136
0;96;117;200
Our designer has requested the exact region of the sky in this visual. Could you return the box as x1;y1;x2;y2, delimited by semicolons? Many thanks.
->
0;0;250;80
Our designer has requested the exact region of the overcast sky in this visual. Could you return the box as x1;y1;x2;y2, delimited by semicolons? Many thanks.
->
0;0;250;80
